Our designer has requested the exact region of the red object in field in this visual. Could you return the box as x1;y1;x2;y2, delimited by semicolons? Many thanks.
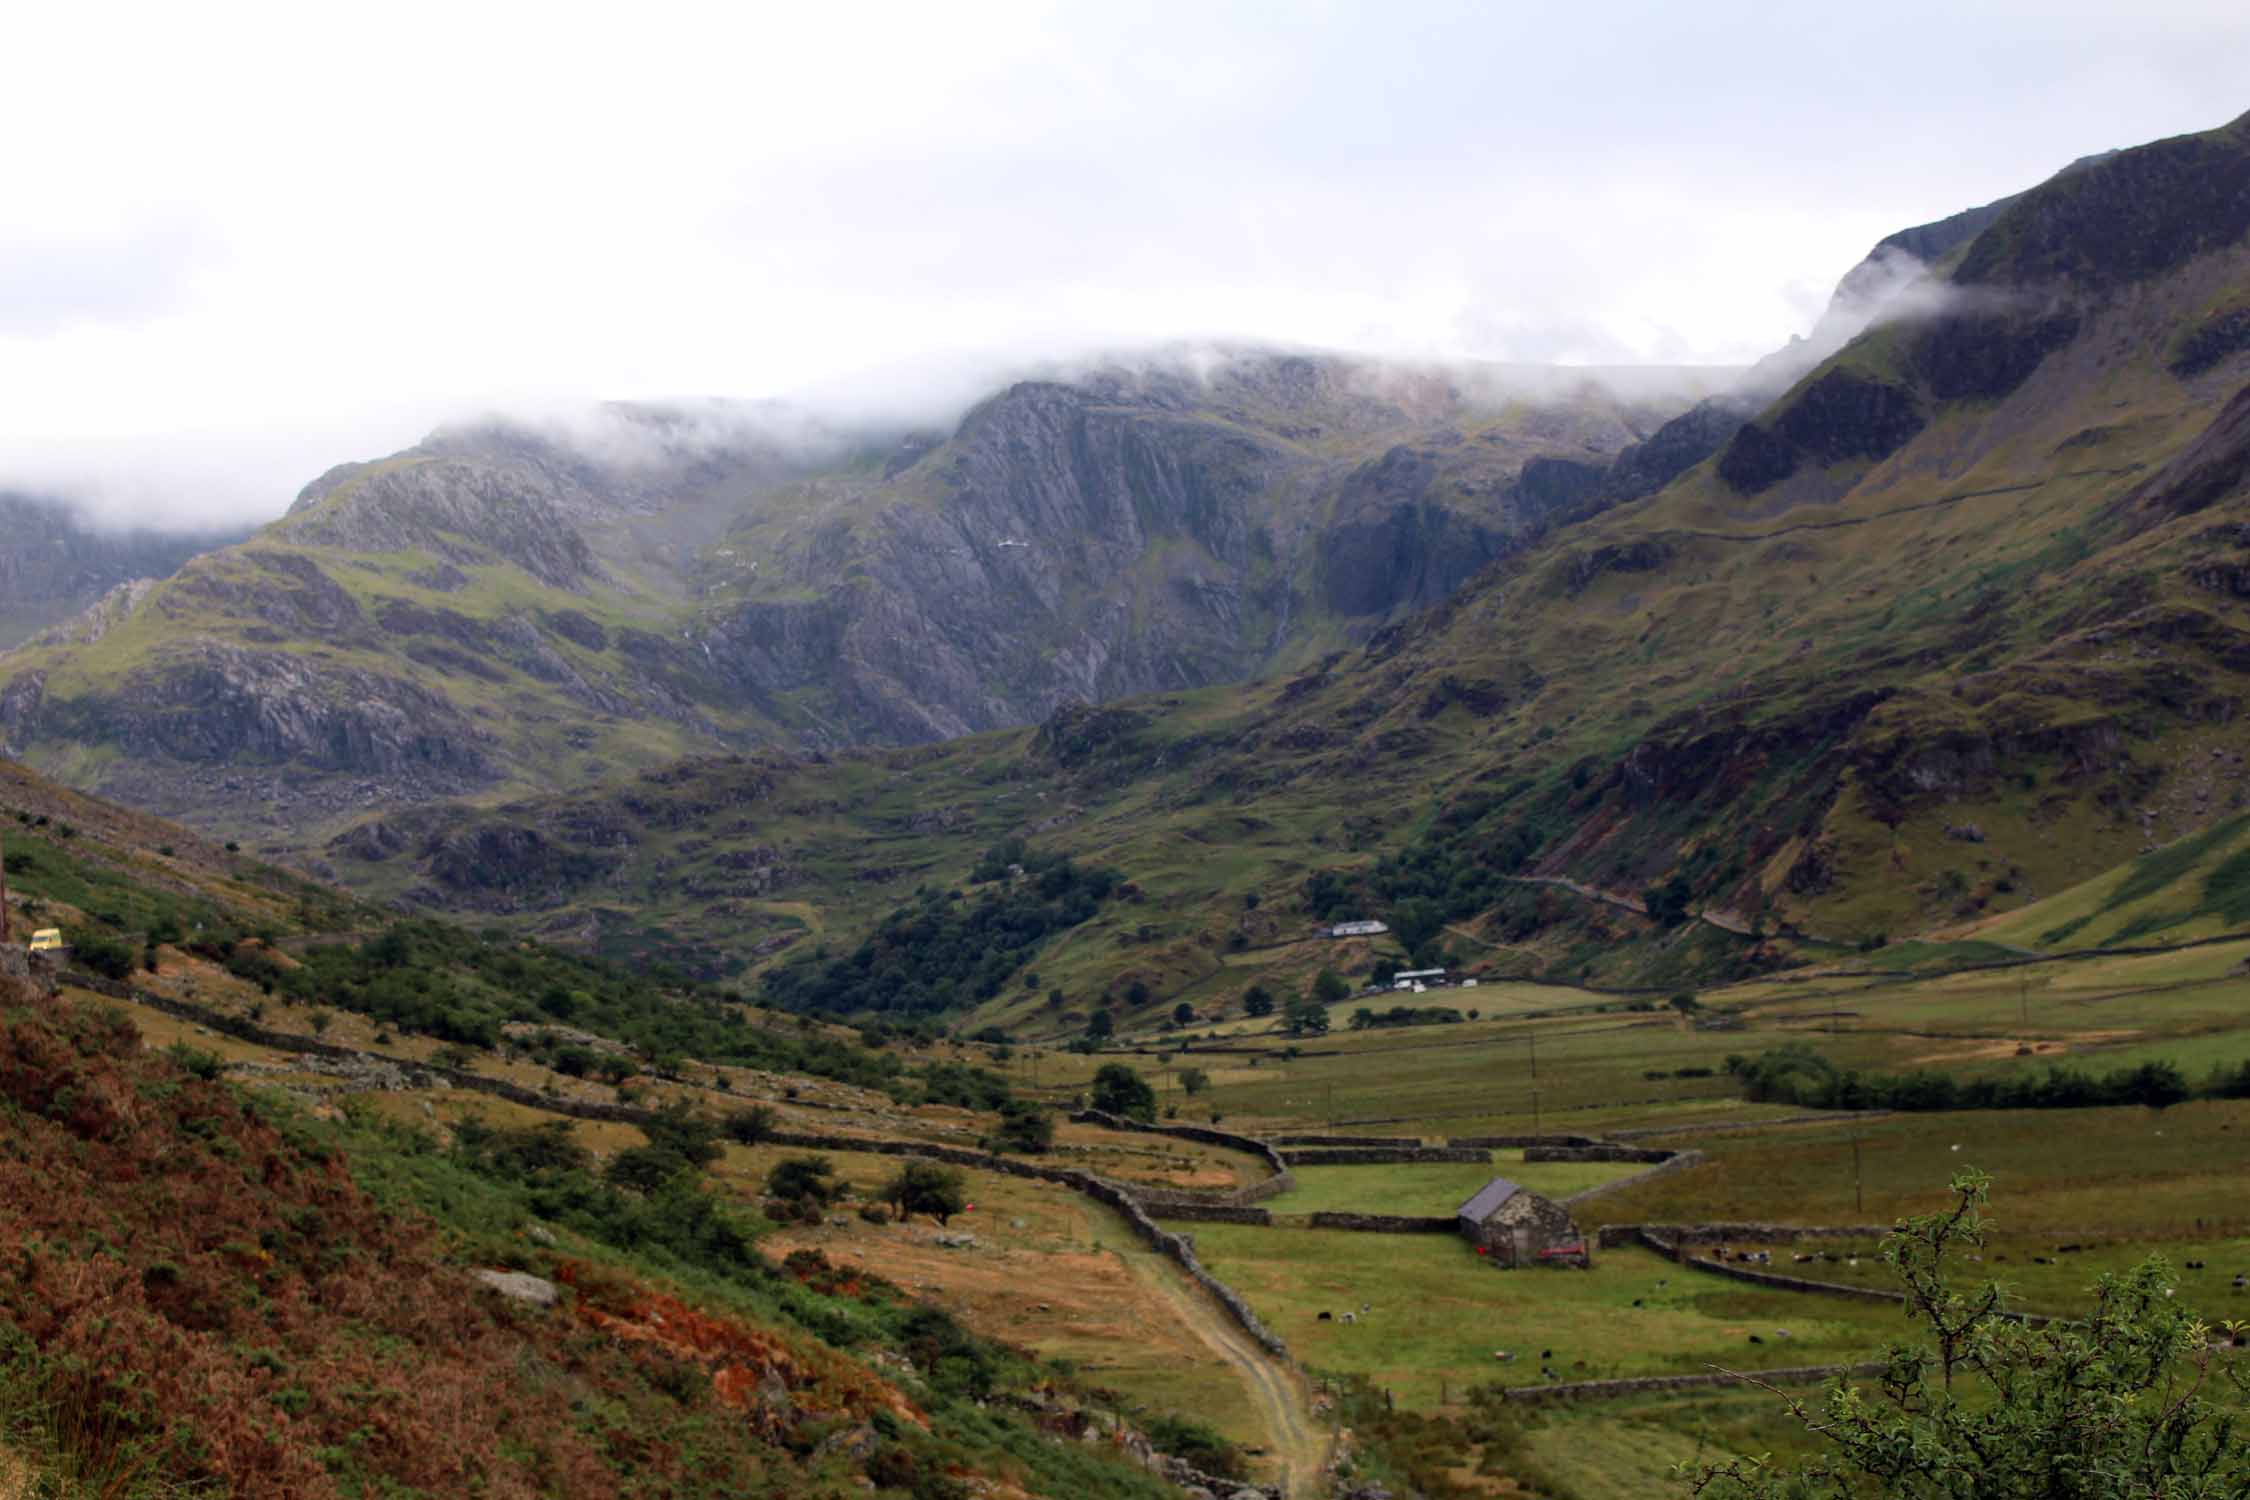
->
1475;1246;1488;1257
1537;1242;1588;1261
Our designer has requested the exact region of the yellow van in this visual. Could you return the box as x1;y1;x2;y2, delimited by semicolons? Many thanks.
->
27;929;64;954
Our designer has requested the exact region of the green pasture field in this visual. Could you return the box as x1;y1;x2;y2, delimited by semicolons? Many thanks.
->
1573;1097;2250;1235
1263;1157;1648;1217
1185;1231;1904;1408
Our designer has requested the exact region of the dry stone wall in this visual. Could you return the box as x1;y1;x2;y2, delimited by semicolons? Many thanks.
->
1280;1146;1491;1166
1447;1134;1601;1149
1524;1144;1675;1164
1557;1148;1705;1206
1304;1212;1456;1234
1501;1361;1887;1405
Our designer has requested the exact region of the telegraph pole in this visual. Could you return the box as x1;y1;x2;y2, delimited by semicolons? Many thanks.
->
1532;1087;1542;1141
1528;1027;1538;1081
1852;1135;1864;1216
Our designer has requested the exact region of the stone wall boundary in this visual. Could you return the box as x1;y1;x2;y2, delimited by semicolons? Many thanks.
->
1280;1146;1491;1166
1501;1361;1887;1405
1605;1112;1895;1141
1558;1149;1705;1208
1595;1222;1895;1250
1142;1202;1275;1226
1447;1134;1602;1149
1262;1133;1424;1148
1303;1212;1457;1234
1525;1145;1675;1164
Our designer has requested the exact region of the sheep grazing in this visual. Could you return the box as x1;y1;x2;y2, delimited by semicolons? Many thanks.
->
1748;1334;1764;1345
1318;1311;1333;1321
1540;1348;1553;1359
1359;1303;1371;1315
1632;1298;1644;1308
1341;1312;1356;1325
1493;1350;1515;1362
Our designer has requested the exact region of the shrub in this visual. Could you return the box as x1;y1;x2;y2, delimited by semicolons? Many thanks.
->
68;930;136;981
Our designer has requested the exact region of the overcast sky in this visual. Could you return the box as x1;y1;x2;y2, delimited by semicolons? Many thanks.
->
3;0;2245;529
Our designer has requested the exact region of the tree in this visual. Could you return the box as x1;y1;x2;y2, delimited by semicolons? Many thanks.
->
1178;1066;1210;1096
1349;1007;1376;1031
1643;874;1693;927
1085;1007;1115;1041
1172;1001;1196;1027
722;1105;778;1144
1124;979;1152;1006
1242;985;1276;1018
1668;991;1701;1016
1389;899;1446;958
991;1100;1053;1154
1089;1062;1157;1121
1685;1171;2250;1499
1312;969;1350;1005
1286;998;1331;1037
766;1155;844;1207
882;1162;969;1225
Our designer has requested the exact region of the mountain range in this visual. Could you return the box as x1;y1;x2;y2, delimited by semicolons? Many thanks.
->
6;108;2250;1018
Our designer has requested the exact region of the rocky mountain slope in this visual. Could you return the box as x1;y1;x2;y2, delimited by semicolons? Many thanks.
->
0;356;1718;845
319;110;2250;1014
0;493;241;648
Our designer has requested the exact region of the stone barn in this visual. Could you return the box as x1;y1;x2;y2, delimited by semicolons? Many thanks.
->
1456;1177;1586;1267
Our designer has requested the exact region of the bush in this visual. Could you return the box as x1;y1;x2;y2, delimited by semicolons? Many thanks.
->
991;1101;1054;1154
880;1163;968;1225
68;930;136;981
1089;1064;1156;1121
766;1155;845;1207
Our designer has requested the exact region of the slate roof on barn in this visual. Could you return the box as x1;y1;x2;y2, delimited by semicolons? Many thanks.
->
1457;1177;1522;1221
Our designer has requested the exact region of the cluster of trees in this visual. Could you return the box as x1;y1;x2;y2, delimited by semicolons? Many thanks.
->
763;846;1122;1019
1726;1043;2225;1113
763;1154;973;1227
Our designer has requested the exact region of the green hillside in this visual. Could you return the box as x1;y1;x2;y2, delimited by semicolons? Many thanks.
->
313;111;2250;1031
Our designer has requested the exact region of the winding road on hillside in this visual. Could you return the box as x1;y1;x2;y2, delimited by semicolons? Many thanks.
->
1118;1247;1326;1498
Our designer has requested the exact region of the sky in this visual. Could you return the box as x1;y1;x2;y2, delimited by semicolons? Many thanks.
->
2;0;2245;530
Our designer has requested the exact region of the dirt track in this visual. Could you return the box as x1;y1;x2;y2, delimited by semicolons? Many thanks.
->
1118;1245;1326;1498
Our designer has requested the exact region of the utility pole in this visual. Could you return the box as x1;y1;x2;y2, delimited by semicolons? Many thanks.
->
1852;1135;1864;1216
1532;1087;1542;1141
1528;1027;1538;1082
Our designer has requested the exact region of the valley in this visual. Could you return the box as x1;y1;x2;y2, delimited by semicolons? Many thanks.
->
2;90;2249;1500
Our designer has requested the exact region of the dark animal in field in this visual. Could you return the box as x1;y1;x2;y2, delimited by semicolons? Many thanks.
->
1318;1311;1332;1321
1748;1334;1764;1344
1632;1298;1643;1307
2034;1256;2053;1265
2186;1261;2206;1270
1541;1349;1553;1359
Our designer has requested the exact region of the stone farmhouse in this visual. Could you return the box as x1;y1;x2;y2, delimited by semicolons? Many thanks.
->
1456;1177;1587;1267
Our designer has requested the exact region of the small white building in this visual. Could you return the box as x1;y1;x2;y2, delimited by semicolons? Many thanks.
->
1392;968;1446;991
1326;919;1389;938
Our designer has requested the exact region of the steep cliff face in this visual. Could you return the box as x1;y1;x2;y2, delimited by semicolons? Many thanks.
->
0;355;1706;842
